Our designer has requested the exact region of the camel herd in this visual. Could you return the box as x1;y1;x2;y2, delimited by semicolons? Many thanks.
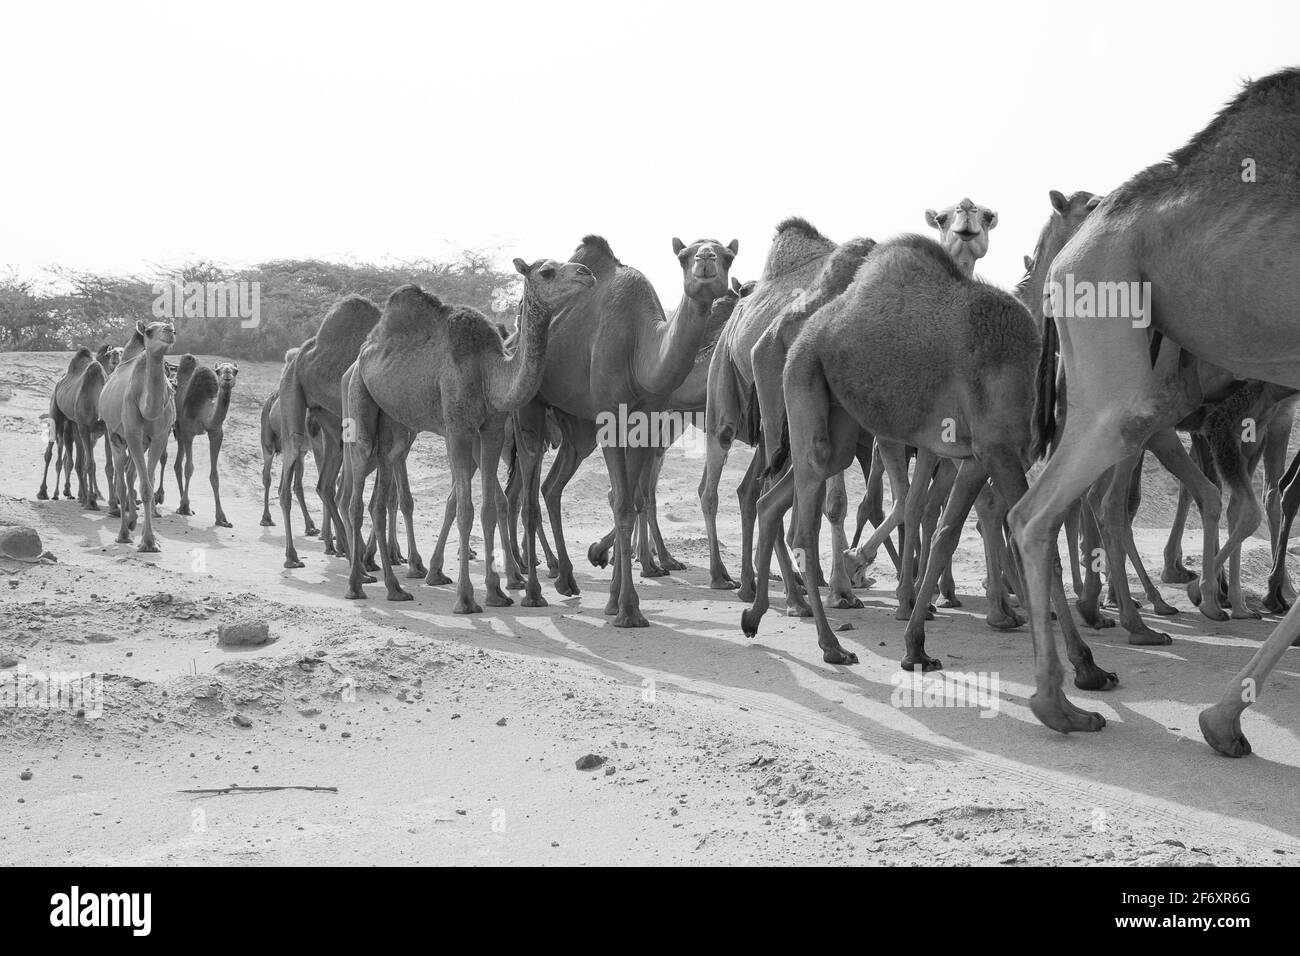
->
33;68;1300;758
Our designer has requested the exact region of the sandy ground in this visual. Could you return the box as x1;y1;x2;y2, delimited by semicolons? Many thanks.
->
2;351;1299;866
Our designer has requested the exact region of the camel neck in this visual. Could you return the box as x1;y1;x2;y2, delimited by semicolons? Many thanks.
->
490;288;552;413
635;292;712;397
139;349;169;420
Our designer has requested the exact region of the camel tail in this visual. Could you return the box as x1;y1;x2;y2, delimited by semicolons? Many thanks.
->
741;382;762;449
506;425;519;493
1030;311;1059;461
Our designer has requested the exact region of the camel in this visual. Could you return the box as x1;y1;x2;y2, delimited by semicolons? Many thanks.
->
277;298;381;568
38;345;112;501
514;235;737;624
743;235;1115;689
259;387;325;535
52;345;124;510
343;257;595;609
171;356;238;527
98;319;176;552
586;277;751;575
1005;68;1300;752
925;197;997;275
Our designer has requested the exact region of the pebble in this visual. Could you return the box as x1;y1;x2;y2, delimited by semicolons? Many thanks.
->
575;754;607;771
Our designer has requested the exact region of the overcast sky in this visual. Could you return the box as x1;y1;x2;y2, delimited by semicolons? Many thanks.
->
3;1;1297;298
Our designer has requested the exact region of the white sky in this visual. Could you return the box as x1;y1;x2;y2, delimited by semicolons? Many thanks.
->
3;0;1297;296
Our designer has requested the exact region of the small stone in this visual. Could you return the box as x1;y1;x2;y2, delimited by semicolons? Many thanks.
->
341;732;351;739
496;717;507;726
299;708;321;718
232;714;252;728
575;754;607;771
19;770;33;781
0;652;19;668
85;632;116;643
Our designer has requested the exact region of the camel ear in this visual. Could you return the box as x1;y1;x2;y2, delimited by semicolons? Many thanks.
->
983;210;998;230
512;257;530;276
1023;255;1034;272
924;209;940;229
1049;189;1068;215
1085;194;1103;210
730;276;742;293
726;239;739;256
671;238;686;256
135;318;147;335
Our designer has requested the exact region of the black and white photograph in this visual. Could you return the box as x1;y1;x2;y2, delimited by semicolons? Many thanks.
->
0;0;1297;917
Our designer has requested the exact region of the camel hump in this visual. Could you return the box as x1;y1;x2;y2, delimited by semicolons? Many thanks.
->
446;305;506;361
569;235;622;277
318;295;381;342
762;217;837;279
1171;67;1300;168
376;284;449;341
180;364;219;420
878;234;969;282
67;347;93;373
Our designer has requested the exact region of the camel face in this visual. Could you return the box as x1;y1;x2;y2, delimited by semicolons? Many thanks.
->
135;319;176;355
513;258;596;312
924;198;997;273
215;362;239;391
673;237;739;305
103;347;124;373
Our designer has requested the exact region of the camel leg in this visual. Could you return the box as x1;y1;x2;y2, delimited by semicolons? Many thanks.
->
207;429;230;527
278;383;311;569
1063;499;1085;596
175;434;194;516
60;420;75;499
75;424;99;511
1265;447;1300;612
700;430;737;590
392;442;424;578
315;420;345;560
602;445;649;628
825;471;863;609
895;449;935;622
739;466;794;639
260;444;276;526
925;461;959;606
512;401;551;608
544;418;595;597
1074;491;1115;629
369;435;408;601
1117;453;1179;616
1162;479;1196;583
843;440;910;584
128;432;163;553
902;458;990;671
478;425;512;608
109;435;133;544
1262;410;1298;607
735;448;764;601
1091;454;1172;643
975;484;1026;630
1200;599;1300;756
428;490;456;586
37;420;55;499
644;448;684;571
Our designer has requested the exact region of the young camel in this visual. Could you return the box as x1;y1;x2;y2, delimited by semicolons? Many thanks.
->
344;259;595;609
38;345;111;501
98;320;176;552
1006;68;1300;751
743;235;1115;690
172;355;239;527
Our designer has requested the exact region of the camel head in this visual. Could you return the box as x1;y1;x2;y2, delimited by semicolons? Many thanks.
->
215;362;239;392
924;198;997;274
134;318;175;356
511;258;596;314
102;347;124;373
673;237;739;306
1019;190;1104;296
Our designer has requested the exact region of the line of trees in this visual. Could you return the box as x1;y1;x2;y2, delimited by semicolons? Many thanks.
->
0;251;521;360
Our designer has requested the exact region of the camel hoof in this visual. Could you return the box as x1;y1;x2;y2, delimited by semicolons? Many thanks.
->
36;489;49;501
545;566;559;580
1199;704;1251;757
784;601;812;618
661;558;686;571
740;608;762;638
453;599;483;615
505;577;525;591
986;609;1026;631
1029;693;1106;733
1231;606;1263;621
405;566;427;580
828;594;863;610
386;589;413;602
1151;599;1179;616
485;592;514;608
823;647;859;665
138;540;160;554
260;517;274;527
1073;662;1119;691
116;533;132;545
363;556;379;572
305;526;319;536
344;586;367;600
554;575;580;597
640;566;669;578
612;610;649;628
1264;593;1291;614
521;594;548;608
425;570;452;586
894;605;912;622
215;519;232;529
361;573;376;584
939;597;962;608
106;507;121;518
901;655;942;672
1126;627;1173;646
1161;565;1197;585
177;506;192;516
84;501;99;512
587;543;610;569
284;559;305;569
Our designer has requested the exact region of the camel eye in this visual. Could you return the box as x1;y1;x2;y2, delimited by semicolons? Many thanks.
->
540;267;556;280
